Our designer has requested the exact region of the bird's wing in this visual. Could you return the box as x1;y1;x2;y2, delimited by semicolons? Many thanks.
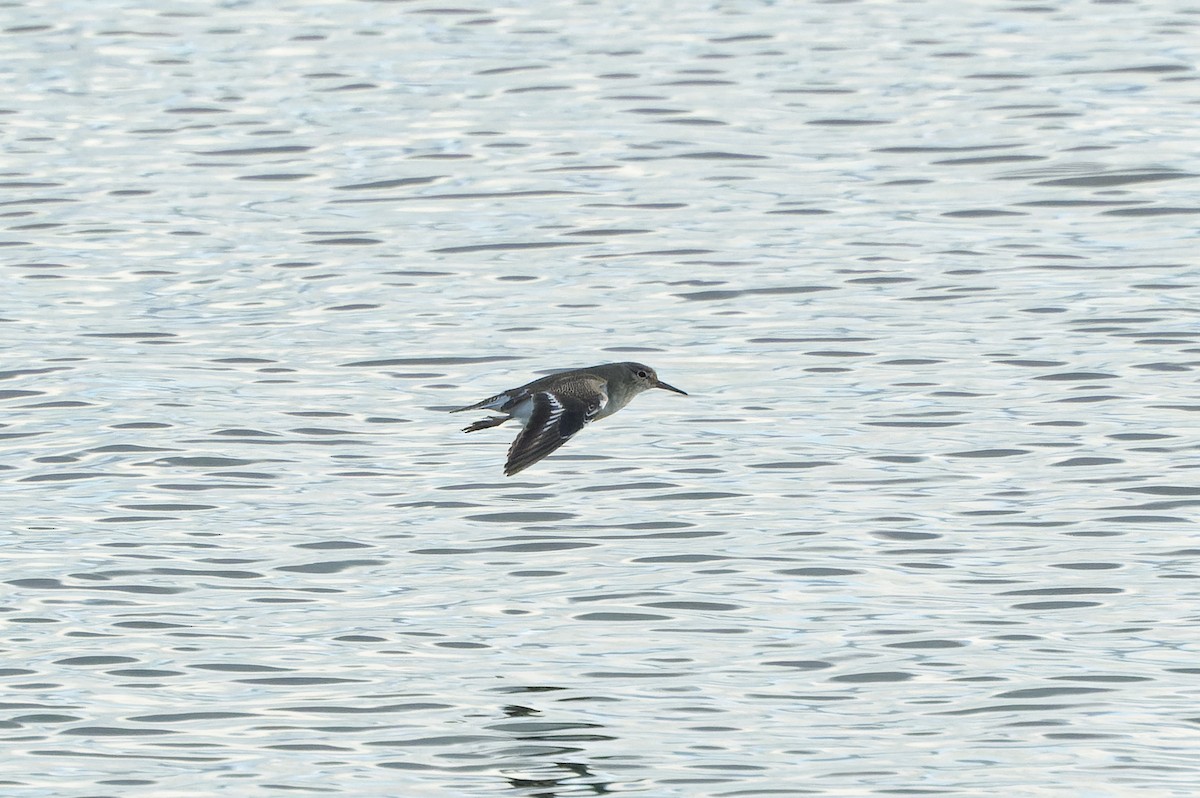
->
504;390;602;476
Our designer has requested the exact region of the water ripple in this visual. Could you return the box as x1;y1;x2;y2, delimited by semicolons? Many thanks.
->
3;0;1199;795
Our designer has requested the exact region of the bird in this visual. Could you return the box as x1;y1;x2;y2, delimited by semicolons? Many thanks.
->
450;362;687;476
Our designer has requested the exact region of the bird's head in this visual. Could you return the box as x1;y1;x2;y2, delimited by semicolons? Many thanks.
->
623;362;687;396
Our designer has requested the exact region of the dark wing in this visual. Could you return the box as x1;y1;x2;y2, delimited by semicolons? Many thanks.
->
504;391;597;476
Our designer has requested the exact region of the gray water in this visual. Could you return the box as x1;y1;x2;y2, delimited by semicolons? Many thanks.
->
3;1;1199;796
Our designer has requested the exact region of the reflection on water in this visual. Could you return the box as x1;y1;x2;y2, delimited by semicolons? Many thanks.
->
3;0;1199;795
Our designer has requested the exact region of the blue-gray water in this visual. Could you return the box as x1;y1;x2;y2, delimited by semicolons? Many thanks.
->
3;1;1199;796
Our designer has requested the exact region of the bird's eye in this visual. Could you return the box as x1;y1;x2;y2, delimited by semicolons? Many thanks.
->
637;370;648;378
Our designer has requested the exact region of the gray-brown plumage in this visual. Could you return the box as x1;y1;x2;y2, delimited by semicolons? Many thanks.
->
450;362;687;476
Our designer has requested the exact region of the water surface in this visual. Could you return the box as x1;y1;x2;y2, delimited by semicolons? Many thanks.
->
3;1;1199;796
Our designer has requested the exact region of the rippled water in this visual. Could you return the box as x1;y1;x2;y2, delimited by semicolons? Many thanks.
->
4;1;1199;795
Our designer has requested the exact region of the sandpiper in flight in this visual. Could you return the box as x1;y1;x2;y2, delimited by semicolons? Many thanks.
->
451;362;688;476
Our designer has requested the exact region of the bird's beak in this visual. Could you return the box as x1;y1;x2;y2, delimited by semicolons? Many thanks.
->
654;379;688;396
